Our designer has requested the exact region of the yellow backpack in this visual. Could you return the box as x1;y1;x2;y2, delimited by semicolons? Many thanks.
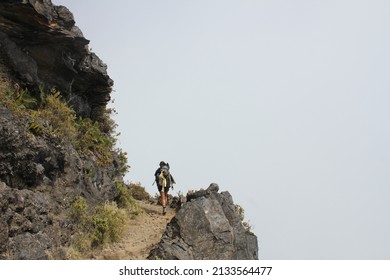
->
158;170;167;189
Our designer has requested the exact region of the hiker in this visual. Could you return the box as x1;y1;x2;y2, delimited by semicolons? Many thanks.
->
154;161;176;215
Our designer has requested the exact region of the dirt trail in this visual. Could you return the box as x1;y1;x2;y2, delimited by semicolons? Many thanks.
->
94;200;175;260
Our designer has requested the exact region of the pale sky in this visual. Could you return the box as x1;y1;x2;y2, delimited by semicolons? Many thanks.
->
54;0;390;259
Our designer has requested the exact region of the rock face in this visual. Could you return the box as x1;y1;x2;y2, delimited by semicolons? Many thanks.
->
0;1;121;259
0;103;121;259
0;0;113;119
148;184;259;260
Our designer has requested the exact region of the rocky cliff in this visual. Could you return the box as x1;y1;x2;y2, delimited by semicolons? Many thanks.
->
0;0;122;259
0;0;112;119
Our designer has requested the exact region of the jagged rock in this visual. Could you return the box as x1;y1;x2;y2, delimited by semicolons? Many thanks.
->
186;182;219;201
169;194;185;209
0;103;122;259
148;184;259;260
0;0;113;119
0;104;64;188
8;232;51;260
0;85;121;259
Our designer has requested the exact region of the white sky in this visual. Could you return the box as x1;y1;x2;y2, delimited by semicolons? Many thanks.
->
54;0;390;259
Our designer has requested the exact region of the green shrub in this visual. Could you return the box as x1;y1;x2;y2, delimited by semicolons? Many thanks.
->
90;201;126;246
70;196;88;223
1;83;127;169
29;92;78;140
0;86;78;141
69;198;129;250
128;182;151;201
117;150;130;176
0;83;33;118
75;117;116;166
115;181;140;214
9;87;37;109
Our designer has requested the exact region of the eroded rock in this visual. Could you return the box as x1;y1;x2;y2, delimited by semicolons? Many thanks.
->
0;0;113;119
148;184;259;260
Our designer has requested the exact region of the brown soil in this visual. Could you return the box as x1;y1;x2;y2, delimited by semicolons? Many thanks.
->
93;200;175;260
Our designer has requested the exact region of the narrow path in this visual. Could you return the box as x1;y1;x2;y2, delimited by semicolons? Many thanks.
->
94;200;175;260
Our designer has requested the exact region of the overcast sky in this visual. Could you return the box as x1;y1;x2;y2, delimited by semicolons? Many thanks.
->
55;0;390;259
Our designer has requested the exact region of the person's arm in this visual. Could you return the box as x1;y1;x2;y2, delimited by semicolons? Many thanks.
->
170;174;176;184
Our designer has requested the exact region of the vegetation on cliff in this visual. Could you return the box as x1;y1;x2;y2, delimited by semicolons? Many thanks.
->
0;83;128;170
0;80;136;258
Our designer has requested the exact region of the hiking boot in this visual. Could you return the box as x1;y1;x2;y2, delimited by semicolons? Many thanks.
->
162;206;166;215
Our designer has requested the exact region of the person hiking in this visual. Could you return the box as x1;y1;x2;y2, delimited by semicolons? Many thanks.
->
154;161;176;215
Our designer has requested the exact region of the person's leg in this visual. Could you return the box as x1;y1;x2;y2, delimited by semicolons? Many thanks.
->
158;184;166;214
160;191;166;206
161;191;167;215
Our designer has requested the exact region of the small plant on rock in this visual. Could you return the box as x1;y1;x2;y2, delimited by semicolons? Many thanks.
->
90;201;126;246
115;181;140;214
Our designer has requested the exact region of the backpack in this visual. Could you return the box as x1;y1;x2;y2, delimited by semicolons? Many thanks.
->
161;164;170;177
157;163;170;188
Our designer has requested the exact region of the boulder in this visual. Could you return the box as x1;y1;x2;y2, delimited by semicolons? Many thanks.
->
148;184;258;260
